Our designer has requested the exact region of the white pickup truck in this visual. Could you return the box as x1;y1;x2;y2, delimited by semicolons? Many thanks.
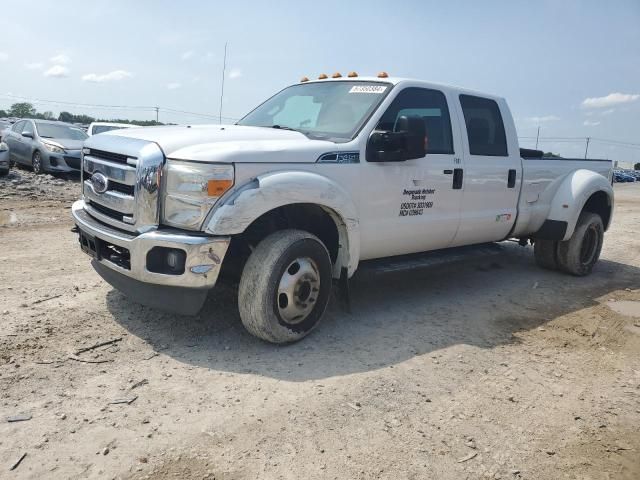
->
72;74;614;343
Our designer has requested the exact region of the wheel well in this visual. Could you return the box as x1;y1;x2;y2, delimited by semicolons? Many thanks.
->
220;203;342;281
582;191;611;230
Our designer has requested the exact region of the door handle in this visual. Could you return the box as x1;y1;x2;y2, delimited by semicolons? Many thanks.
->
443;169;453;174
508;169;517;188
453;168;463;189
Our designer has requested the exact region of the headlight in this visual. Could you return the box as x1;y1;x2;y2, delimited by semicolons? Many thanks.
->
43;142;66;154
0;142;8;152
162;160;234;230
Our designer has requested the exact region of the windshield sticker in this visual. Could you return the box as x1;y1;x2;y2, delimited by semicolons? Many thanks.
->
349;85;387;94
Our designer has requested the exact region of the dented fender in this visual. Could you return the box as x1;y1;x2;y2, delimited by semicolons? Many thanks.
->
203;170;361;276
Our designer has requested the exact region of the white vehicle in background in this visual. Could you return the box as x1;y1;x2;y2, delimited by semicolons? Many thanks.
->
72;73;614;344
87;122;141;136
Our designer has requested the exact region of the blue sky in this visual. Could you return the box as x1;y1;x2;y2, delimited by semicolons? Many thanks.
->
1;0;639;165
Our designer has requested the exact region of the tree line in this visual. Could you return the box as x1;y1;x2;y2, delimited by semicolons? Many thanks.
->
0;102;165;127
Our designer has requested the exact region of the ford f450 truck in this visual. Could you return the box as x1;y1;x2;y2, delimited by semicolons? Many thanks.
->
72;74;614;343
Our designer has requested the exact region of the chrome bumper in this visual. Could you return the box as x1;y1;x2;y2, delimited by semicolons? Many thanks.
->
72;199;230;289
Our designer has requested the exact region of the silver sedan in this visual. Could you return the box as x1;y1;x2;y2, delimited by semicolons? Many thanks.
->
3;119;88;174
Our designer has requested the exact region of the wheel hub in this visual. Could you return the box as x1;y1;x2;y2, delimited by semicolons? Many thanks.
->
277;257;320;324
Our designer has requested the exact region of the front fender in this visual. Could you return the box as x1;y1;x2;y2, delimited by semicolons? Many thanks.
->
544;169;613;241
204;170;361;275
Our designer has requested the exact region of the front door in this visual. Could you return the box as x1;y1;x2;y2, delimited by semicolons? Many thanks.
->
358;87;463;260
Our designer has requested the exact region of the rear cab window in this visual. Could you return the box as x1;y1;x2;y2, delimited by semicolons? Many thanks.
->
459;94;508;156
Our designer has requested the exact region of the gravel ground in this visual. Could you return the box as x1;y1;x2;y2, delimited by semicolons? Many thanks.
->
1;168;639;479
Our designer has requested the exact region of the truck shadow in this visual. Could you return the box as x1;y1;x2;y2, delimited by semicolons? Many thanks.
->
106;243;640;381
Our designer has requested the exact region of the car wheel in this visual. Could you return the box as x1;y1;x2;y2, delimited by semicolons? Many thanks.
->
32;151;44;174
534;239;558;270
238;229;332;344
557;212;604;276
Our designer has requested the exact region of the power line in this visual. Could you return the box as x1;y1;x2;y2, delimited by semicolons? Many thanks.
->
0;93;240;122
518;136;640;150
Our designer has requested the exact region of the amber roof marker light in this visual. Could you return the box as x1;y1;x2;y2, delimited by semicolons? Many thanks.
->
347;71;358;77
332;72;342;78
318;73;328;79
377;71;389;78
300;76;309;82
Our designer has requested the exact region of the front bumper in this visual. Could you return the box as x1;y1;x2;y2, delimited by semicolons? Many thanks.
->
45;150;81;172
72;200;230;313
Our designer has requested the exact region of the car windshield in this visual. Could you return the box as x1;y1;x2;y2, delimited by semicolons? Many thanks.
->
93;125;126;135
35;122;89;140
237;81;392;141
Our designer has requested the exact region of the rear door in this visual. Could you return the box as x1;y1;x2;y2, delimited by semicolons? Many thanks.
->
451;94;521;246
6;121;25;164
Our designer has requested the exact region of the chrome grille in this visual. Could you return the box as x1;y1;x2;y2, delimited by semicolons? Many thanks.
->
81;136;164;233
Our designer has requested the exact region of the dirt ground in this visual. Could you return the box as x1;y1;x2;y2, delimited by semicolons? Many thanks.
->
1;169;639;480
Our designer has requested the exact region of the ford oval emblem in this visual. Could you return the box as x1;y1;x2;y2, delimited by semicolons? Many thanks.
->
91;173;109;194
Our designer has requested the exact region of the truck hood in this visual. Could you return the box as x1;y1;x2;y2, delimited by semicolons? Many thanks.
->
104;124;339;163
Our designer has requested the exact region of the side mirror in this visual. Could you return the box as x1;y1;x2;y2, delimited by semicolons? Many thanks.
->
366;115;426;162
22;132;34;139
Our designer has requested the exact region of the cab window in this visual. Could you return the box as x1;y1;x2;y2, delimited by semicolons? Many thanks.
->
459;94;508;156
22;121;34;136
376;87;454;155
12;121;24;132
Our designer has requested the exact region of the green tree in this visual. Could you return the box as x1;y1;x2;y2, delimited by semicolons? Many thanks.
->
0;109;7;118
9;102;36;118
634;163;640;170
58;111;73;123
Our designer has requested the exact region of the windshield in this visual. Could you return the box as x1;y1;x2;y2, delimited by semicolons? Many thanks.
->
36;122;89;140
237;81;392;141
93;125;126;135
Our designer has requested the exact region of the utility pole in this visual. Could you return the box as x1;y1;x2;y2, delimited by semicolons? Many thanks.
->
155;106;159;123
219;42;228;125
535;126;540;150
584;137;590;159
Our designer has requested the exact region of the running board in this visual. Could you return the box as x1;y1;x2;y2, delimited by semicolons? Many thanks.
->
355;243;505;277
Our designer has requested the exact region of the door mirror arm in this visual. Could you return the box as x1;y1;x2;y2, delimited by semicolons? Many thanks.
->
22;132;34;139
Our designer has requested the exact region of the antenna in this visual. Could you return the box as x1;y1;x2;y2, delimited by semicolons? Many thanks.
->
219;42;228;124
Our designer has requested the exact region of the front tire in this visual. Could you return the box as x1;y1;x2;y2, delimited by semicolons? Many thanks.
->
32;151;44;174
557;212;604;276
238;229;332;344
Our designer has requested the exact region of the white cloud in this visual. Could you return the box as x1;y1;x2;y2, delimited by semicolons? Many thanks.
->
228;68;242;79
181;50;195;60
0;52;8;61
581;92;640;109
525;115;559;124
601;108;615;116
583;120;601;126
82;70;133;83
50;54;71;64
25;62;44;70
44;65;70;78
167;82;181;90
